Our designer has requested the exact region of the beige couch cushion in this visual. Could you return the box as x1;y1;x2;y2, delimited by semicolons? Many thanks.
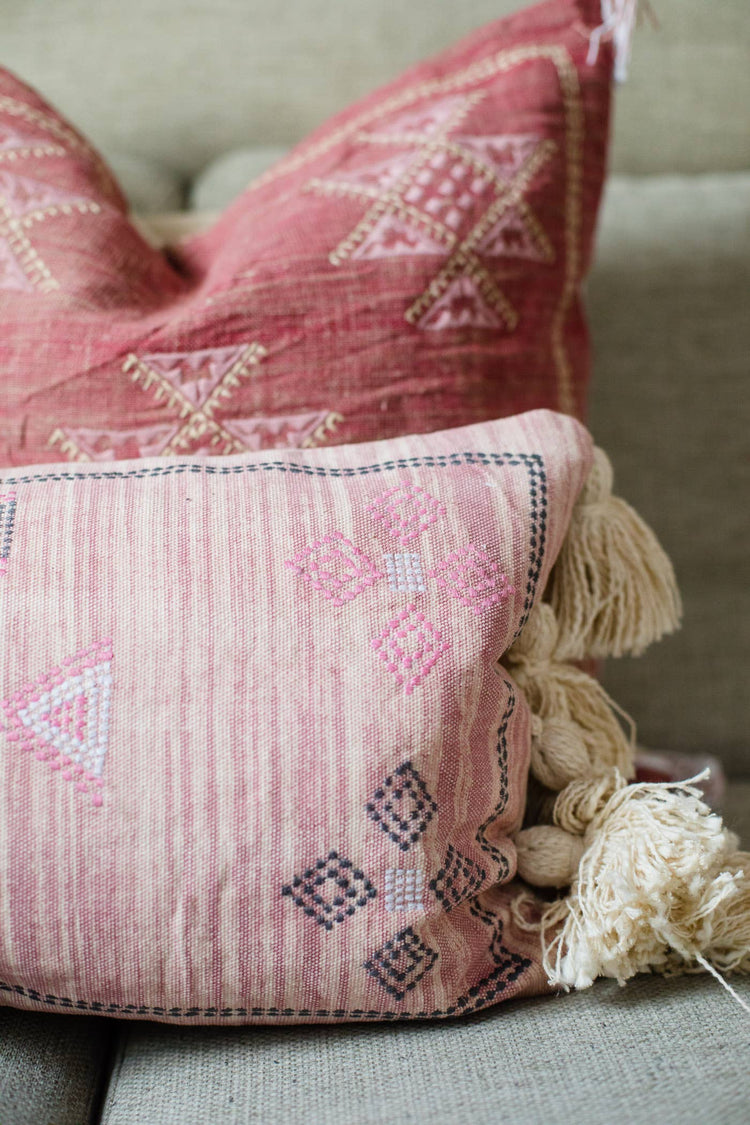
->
3;0;749;179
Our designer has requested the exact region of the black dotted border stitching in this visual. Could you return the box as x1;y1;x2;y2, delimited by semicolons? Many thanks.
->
475;679;515;878
0;495;16;563
2;452;547;627
0;950;531;1020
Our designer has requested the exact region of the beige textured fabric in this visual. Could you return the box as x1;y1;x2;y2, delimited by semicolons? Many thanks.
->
0;1007;114;1125
100;970;750;1125
588;173;750;772
3;0;748;178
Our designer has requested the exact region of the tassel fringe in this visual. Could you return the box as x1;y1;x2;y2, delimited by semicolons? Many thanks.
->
546;447;682;661
535;772;750;992
506;604;636;777
588;0;639;84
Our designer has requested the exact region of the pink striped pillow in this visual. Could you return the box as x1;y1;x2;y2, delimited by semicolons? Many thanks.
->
0;409;592;1023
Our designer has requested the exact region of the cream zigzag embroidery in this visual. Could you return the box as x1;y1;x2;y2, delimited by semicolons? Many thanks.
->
245;45;585;413
48;343;345;460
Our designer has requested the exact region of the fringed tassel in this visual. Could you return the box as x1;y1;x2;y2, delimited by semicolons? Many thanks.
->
506;604;635;776
516;773;625;885
531;771;750;992
588;0;639;83
546;448;682;661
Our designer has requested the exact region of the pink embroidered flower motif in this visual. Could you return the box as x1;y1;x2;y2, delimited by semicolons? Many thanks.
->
285;531;383;606
367;481;446;545
1;639;113;807
371;604;450;694
429;544;515;614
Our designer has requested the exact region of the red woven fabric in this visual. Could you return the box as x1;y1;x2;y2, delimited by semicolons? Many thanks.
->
0;0;612;468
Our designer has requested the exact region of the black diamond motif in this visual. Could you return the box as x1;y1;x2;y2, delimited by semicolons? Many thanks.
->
364;926;438;1001
429;845;486;912
365;761;438;852
281;850;377;932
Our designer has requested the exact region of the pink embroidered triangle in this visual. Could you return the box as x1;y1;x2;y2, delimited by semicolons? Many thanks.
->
135;345;253;410
2;640;113;807
0;123;52;154
0;170;96;218
222;410;336;450
52;422;179;461
417;275;505;330
453;134;542;181
478;205;551;260
351;212;447;260
320;151;414;194
384;95;471;137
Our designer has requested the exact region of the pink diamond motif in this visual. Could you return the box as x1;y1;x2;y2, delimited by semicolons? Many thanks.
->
286;532;382;606
429;545;515;614
371;604;450;694
367;481;446;545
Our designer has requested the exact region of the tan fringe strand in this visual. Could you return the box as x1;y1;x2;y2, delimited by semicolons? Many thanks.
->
506;604;636;777
546;447;682;660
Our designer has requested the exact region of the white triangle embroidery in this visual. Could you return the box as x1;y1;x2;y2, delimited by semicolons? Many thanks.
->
452;134;541;181
417;276;505;331
352;212;446;260
0;123;43;153
322;151;414;194
56;423;179;461
478;205;548;261
223;410;333;450
383;96;471;138
3;641;113;807
136;345;253;411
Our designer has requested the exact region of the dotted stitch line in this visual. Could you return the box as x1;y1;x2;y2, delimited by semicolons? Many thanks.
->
475;678;516;877
0;95;122;202
0;143;66;163
0;951;531;1020
0;197;58;291
1;451;547;627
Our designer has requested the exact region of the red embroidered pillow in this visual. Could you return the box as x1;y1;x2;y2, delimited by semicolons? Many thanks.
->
0;409;593;1023
0;0;612;468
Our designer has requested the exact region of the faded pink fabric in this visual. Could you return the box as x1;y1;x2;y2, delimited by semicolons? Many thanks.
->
0;0;612;469
0;409;592;1024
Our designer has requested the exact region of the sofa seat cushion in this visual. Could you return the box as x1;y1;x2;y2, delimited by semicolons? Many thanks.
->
0;1007;114;1125
99;966;750;1125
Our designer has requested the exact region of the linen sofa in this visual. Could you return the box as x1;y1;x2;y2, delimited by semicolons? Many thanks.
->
1;0;748;1121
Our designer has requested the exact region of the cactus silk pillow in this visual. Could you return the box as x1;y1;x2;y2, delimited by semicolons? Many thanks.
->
0;409;594;1023
0;0;612;469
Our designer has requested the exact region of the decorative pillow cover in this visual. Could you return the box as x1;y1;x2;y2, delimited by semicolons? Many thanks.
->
0;0;612;469
0;409;593;1023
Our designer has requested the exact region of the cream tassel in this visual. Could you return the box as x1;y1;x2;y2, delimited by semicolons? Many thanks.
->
553;771;625;835
516;826;585;889
506;604;635;777
538;771;750;990
515;775;625;886
530;717;592;792
587;0;639;83
546;447;682;661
